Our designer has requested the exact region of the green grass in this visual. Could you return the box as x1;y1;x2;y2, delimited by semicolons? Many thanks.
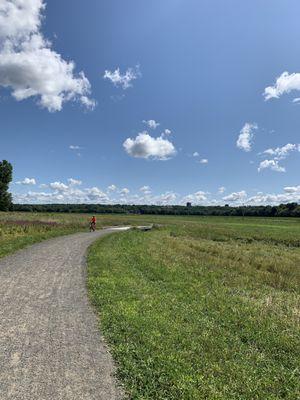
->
0;212;86;258
0;211;174;259
88;217;300;399
1;213;300;398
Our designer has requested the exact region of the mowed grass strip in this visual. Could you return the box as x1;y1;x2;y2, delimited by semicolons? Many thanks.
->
88;223;300;400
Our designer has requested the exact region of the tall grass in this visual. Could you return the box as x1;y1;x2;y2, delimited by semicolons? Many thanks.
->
0;212;88;258
0;211;168;258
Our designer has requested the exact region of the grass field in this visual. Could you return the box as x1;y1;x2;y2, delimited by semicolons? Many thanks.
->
0;211;156;258
88;216;300;400
0;212;86;258
1;213;299;398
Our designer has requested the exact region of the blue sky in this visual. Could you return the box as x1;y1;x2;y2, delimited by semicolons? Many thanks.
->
1;0;300;205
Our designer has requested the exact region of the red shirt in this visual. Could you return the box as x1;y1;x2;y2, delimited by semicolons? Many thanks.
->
91;217;96;224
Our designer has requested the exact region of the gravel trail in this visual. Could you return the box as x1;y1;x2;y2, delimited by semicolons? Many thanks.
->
0;228;128;400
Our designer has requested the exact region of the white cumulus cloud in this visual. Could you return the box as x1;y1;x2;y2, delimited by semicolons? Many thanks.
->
284;186;300;193
264;71;300;100
199;158;208;164
68;178;82;186
0;0;44;39
123;131;176;160
12;180;300;206
85;187;108;202
0;0;95;112
183;191;208;204
49;181;69;191
103;65;141;89
236;123;257;152
262;143;300;159
258;159;286;173
16;177;36;185
223;191;247;202
156;191;177;205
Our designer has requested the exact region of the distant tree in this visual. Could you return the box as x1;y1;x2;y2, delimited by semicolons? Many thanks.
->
0;160;13;211
286;202;298;211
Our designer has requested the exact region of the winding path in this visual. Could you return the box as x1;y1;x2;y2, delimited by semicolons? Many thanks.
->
0;228;129;400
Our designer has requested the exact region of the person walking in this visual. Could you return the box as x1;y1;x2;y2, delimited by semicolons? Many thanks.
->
90;215;96;232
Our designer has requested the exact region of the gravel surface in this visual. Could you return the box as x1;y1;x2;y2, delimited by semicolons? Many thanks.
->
0;228;128;400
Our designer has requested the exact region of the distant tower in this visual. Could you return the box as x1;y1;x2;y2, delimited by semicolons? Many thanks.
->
186;202;192;208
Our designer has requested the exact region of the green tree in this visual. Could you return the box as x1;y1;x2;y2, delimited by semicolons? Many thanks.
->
0;160;13;211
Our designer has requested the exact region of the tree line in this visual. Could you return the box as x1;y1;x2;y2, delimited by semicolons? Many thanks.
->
12;202;300;217
0;160;299;216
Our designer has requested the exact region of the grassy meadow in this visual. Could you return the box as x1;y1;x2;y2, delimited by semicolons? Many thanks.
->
88;216;300;400
1;212;299;398
0;211;166;258
0;212;87;258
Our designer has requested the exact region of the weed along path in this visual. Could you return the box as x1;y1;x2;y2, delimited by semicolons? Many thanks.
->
0;228;130;400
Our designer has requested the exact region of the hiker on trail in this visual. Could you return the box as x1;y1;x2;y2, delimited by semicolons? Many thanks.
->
90;215;96;232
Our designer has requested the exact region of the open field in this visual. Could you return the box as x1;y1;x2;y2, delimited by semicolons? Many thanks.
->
88;216;300;400
0;211;157;258
1;213;299;398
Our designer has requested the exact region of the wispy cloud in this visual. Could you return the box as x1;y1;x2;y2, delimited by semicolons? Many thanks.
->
69;145;82;157
143;120;160;129
139;186;151;195
107;184;117;192
103;65;141;89
69;145;82;150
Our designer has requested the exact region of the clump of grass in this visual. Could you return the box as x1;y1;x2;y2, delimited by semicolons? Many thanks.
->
88;222;300;400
